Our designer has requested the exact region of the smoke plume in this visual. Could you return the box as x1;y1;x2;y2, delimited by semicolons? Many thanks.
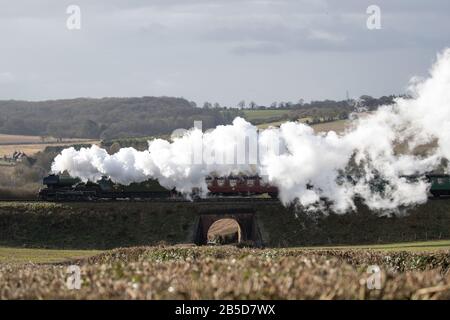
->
52;49;450;213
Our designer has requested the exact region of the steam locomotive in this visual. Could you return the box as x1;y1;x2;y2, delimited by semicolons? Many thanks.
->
37;173;450;201
38;174;279;201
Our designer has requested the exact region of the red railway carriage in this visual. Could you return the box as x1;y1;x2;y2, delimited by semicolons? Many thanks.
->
206;175;279;198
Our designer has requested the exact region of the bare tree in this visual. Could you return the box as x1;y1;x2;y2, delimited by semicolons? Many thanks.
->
237;100;246;109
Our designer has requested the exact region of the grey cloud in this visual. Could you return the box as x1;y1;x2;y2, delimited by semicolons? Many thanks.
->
0;0;448;106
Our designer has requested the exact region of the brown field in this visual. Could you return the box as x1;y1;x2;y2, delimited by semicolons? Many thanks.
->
0;134;55;144
0;134;99;157
0;246;449;299
311;119;351;133
311;113;375;134
1;143;74;157
0;134;95;144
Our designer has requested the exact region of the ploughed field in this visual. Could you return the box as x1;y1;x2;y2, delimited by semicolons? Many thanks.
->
1;246;449;299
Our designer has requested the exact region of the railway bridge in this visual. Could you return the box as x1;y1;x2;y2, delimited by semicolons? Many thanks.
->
0;198;449;249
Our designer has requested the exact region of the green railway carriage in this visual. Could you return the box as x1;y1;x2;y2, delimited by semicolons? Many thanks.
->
359;173;450;198
95;176;174;199
427;174;450;197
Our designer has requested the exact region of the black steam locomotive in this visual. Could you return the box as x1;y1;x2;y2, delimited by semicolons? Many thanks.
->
38;175;174;201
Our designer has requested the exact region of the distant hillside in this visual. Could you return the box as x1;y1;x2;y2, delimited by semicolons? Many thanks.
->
0;95;398;140
0;97;241;140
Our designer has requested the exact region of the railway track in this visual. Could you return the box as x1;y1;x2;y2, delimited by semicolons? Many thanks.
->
0;199;40;202
1;196;448;204
0;197;281;204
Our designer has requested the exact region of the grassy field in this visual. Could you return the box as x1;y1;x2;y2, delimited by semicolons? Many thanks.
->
256;120;287;129
0;240;448;265
0;245;449;299
243;109;291;121
305;240;450;251
0;247;101;264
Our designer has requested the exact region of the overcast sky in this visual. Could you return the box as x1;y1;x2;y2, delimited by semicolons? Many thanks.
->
0;0;449;106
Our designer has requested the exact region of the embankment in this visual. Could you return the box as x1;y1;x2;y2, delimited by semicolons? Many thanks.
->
0;199;449;249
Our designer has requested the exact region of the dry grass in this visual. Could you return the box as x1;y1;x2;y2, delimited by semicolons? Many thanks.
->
1;246;449;300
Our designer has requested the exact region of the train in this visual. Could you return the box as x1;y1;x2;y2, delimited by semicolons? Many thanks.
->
428;174;450;197
37;173;450;201
37;174;279;201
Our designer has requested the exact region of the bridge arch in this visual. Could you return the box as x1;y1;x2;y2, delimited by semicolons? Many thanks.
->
194;208;263;246
207;218;242;244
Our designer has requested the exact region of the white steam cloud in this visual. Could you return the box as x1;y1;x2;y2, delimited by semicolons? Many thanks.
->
52;49;450;213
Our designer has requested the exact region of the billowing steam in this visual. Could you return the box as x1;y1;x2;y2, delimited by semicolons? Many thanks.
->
52;49;450;213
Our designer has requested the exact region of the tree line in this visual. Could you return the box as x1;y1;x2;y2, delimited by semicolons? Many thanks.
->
0;97;242;140
0;95;398;140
